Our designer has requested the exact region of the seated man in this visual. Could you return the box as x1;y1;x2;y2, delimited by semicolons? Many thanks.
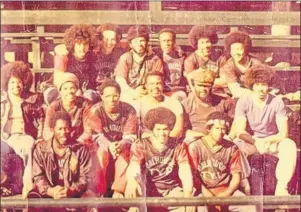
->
137;71;184;138
30;111;93;211
125;107;195;212
1;61;45;197
152;28;187;101
184;25;222;91
233;64;297;196
94;23;126;83
84;79;138;197
47;24;99;103
188;112;256;212
219;31;263;98
182;70;235;140
114;25;163;102
43;72;92;142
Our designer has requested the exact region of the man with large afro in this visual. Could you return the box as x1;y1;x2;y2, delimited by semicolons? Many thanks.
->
219;31;263;98
125;107;195;212
184;25;220;92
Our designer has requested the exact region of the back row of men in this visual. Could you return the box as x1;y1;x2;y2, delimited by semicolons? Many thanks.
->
0;23;298;212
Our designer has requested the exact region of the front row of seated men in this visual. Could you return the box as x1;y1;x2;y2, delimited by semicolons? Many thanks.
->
0;60;297;212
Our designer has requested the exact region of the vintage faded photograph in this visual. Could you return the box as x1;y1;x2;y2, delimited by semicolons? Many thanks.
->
1;1;300;212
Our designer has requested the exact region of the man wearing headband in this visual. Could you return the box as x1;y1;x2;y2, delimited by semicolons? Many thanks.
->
233;64;297;196
182;69;235;139
188;112;256;212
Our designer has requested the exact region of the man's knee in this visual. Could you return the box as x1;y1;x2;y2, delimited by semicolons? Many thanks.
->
278;138;297;154
97;146;110;167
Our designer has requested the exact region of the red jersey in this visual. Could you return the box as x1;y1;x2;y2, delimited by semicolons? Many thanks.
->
188;138;241;190
84;101;138;142
130;137;189;195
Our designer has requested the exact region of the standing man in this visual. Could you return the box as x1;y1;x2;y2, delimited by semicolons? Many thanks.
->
84;79;138;197
1;61;45;197
137;71;184;138
188;112;256;212
29;111;94;211
114;25;163;102
153;28;187;101
94;23;126;83
125;107;195;212
233;64;297;196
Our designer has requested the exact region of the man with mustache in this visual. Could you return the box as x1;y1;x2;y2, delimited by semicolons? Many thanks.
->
182;70;235;139
152;28;187;101
29;111;94;212
137;71;184;138
125;107;195;212
1;61;45;197
233;64;297;196
184;25;220;92
84;79;138;198
115;25;163;102
219;31;262;98
94;23;126;83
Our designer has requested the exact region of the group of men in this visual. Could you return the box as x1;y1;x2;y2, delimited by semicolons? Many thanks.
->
0;23;298;212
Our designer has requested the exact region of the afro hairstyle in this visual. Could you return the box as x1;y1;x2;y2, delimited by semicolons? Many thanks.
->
97;23;122;43
63;24;98;52
126;25;150;42
224;31;252;56
191;69;216;85
244;64;275;89
188;25;218;49
206;111;232;132
49;111;72;129
1;61;33;92
143;107;176;131
97;79;121;95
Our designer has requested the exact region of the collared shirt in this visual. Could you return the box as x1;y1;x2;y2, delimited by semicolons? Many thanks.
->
114;50;163;89
1;91;45;140
32;138;92;197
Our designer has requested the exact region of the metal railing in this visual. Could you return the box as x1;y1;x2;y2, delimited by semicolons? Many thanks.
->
1;195;300;209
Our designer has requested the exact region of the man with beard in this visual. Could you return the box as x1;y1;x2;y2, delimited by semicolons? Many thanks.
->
182;70;235;139
219;31;263;98
94;23;126;83
233;64;297;196
188;112;256;212
137;71;184;138
84;79;138;198
43;72;92;142
29;111;94;212
184;25;222;92
152;28;187;101
115;25;163;103
125;107;195;212
1;61;45;197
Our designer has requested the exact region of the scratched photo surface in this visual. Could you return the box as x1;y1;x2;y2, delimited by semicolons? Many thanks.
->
1;1;300;211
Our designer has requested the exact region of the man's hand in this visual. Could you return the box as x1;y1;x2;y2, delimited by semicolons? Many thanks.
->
109;142;123;159
112;191;124;199
254;138;267;154
135;86;147;99
125;179;142;198
48;186;66;199
216;190;232;198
